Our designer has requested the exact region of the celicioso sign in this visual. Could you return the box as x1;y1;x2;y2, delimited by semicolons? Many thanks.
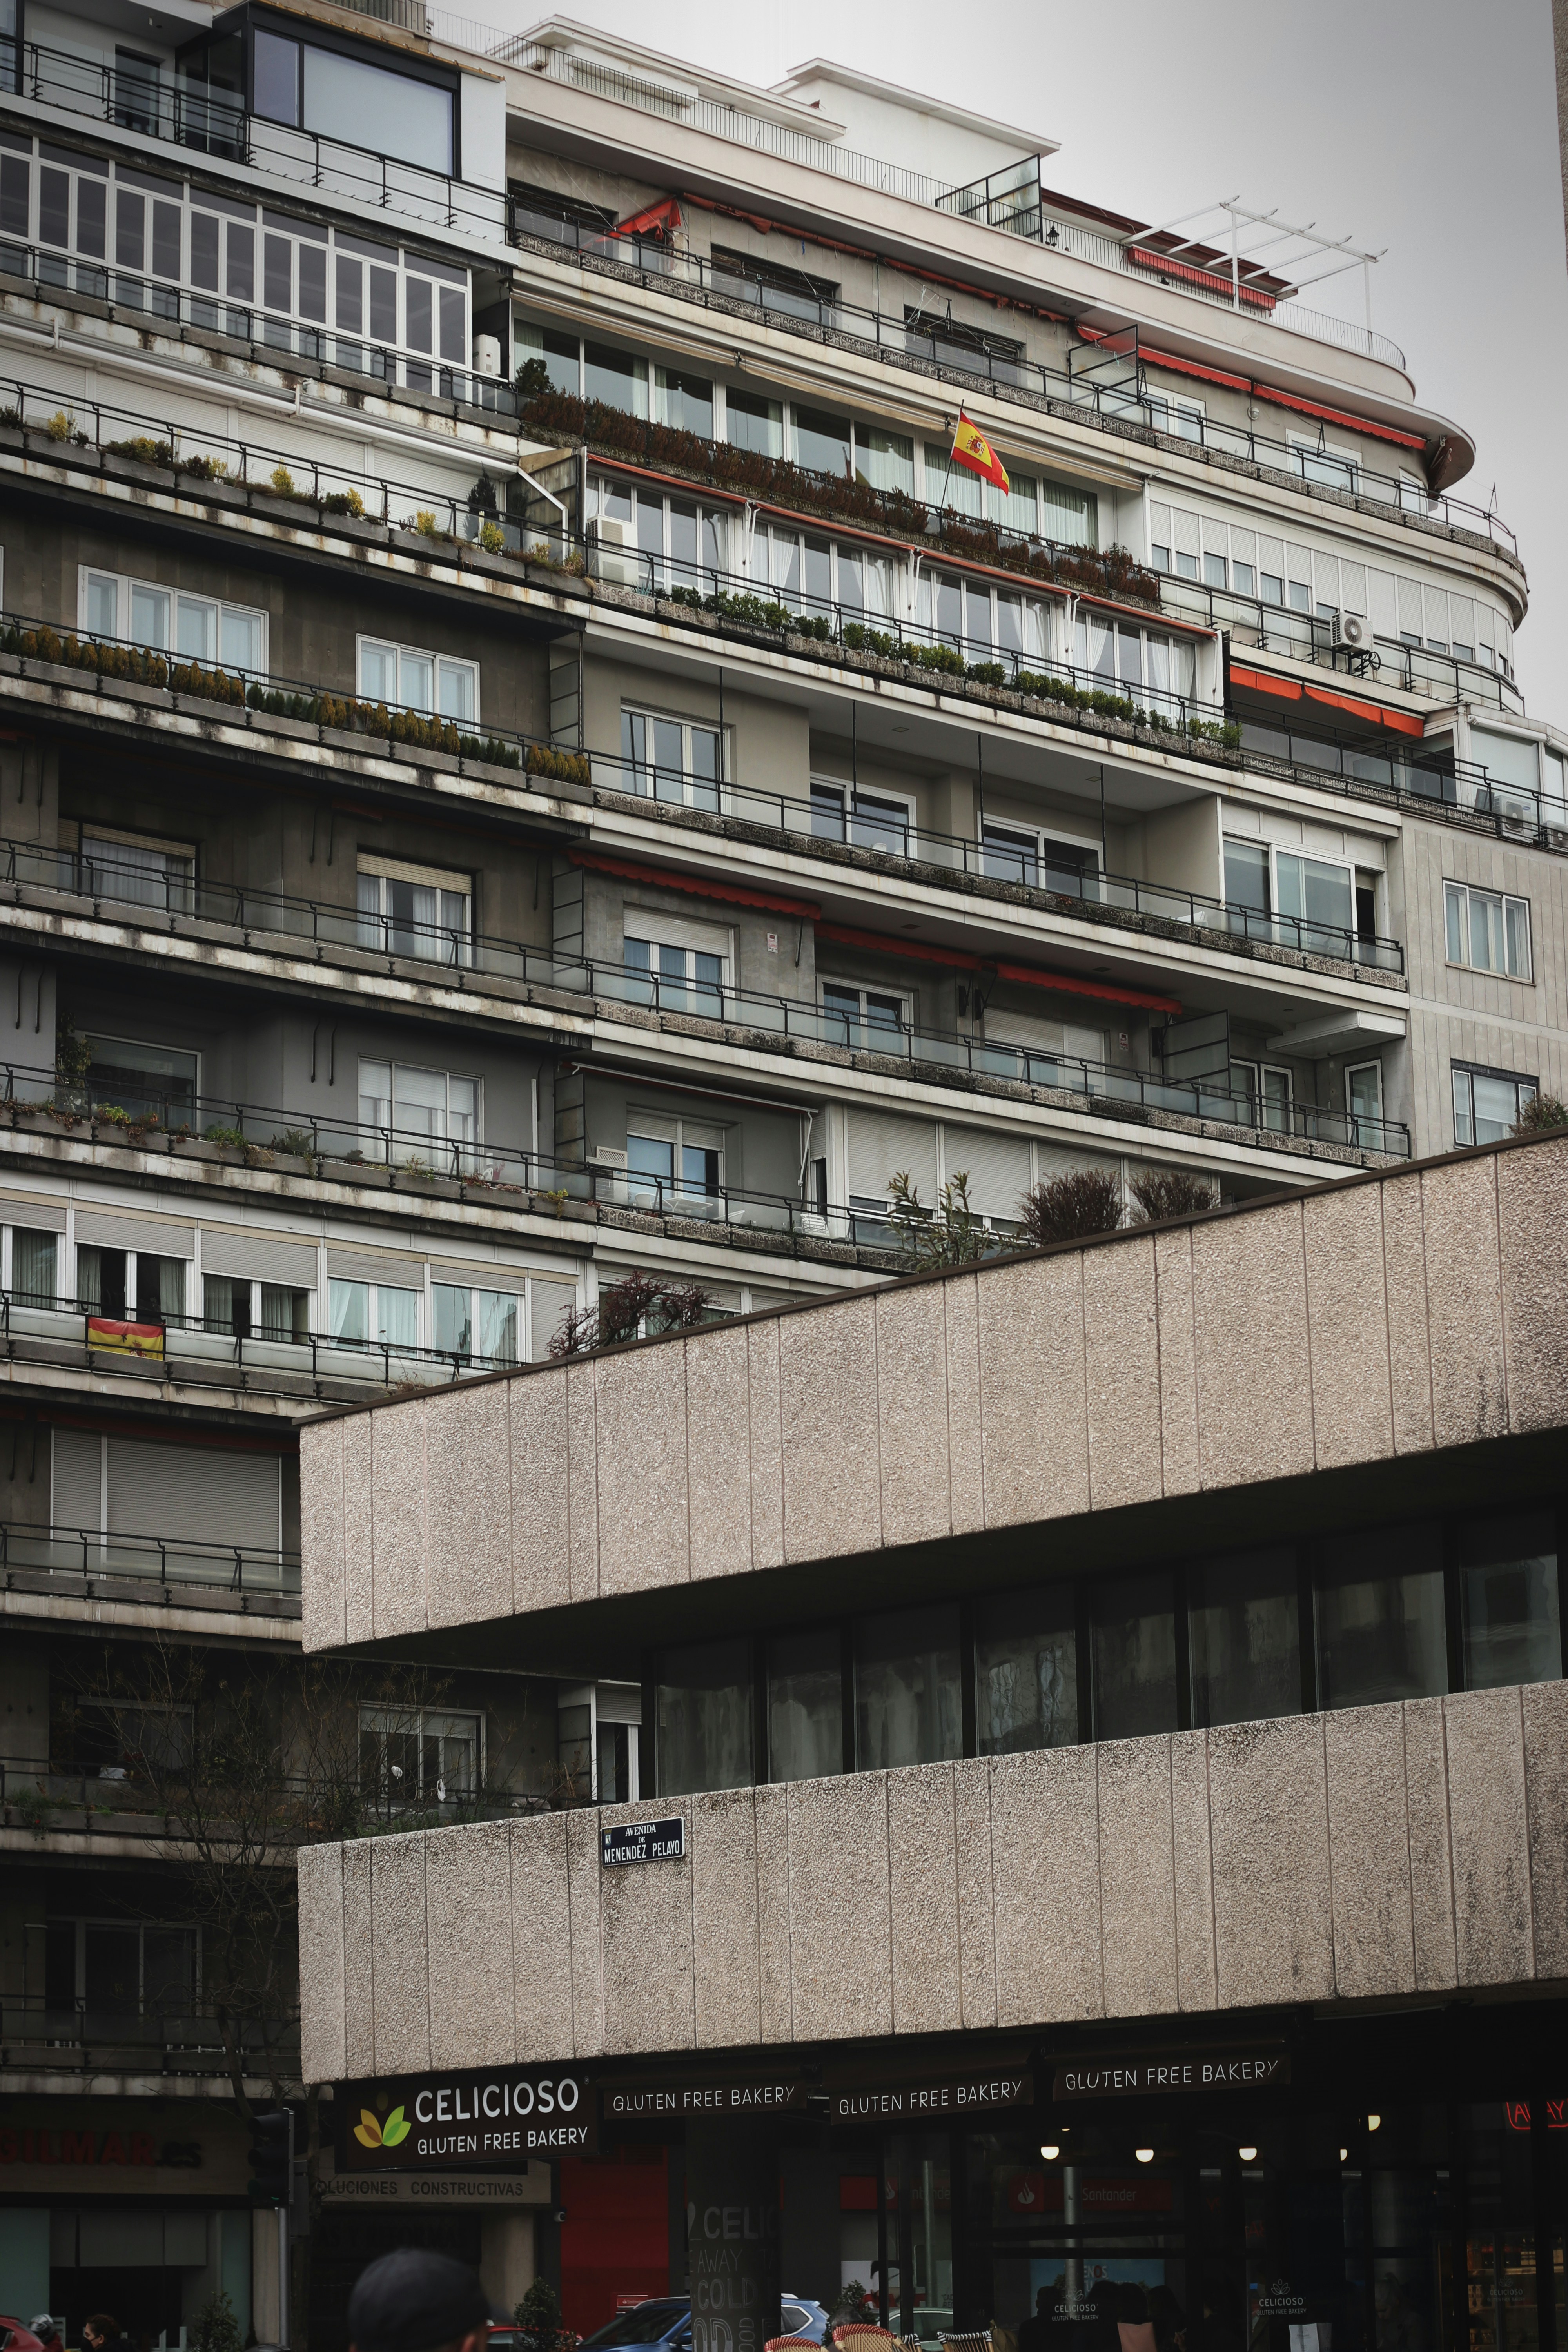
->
337;2066;596;2170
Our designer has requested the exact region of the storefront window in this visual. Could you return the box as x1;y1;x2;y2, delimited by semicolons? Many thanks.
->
1092;1572;1178;1737
1462;2106;1544;2352
855;1604;962;1768
1188;1550;1301;1727
975;1586;1078;1753
768;1626;842;1780
657;1637;752;1796
1458;1512;1562;1690
1314;1526;1448;1708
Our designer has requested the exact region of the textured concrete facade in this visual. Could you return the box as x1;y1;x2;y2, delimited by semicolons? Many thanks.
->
297;1682;1568;2085
300;1134;1568;1652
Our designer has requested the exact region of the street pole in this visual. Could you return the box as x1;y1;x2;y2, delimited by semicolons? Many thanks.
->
278;2200;290;2352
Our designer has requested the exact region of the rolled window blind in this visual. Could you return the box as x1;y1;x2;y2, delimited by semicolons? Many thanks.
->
106;1439;281;1551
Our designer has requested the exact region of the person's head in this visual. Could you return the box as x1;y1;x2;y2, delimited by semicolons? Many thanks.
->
347;2251;495;2352
31;2319;58;2347
83;2317;119;2351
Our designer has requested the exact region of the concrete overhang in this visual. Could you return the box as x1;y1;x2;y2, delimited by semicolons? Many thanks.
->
1265;1009;1407;1058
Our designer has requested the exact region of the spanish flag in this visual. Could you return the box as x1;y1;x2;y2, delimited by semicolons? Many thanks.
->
949;410;1010;494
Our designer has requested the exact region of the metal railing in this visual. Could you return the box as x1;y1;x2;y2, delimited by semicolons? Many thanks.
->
509;213;1516;561
0;35;509;244
0;1519;298;1593
0;377;538;564
0;238;517;417
0;1994;297;2070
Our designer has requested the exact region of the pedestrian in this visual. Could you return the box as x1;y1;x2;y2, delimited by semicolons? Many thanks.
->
83;2316;133;2352
348;2249;506;2352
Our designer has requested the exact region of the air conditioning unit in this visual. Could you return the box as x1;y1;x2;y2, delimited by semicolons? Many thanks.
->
588;1145;628;1171
588;515;639;586
473;334;501;380
1330;609;1370;649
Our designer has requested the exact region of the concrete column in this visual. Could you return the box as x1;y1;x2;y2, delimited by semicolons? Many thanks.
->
481;2212;537;2317
687;2122;781;2352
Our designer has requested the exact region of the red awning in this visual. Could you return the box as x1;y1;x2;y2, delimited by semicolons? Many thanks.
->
1129;248;1276;311
1229;662;1426;739
616;196;682;240
570;849;818;921
1078;327;1428;456
819;923;1181;1013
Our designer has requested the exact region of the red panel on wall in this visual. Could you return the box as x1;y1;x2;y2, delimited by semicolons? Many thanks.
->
560;2147;671;2339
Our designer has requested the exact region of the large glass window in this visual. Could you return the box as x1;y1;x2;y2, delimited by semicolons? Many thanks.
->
357;637;478;724
1188;1550;1301;1727
974;1587;1078;1754
1445;881;1532;980
855;1604;962;1768
1314;1526;1447;1708
768;1628;842;1781
1091;1572;1177;1738
657;1638;753;1797
1459;1512;1561;1690
726;384;783;458
359;1706;480;1807
80;566;266;673
1453;1063;1536;1147
794;402;852;478
654;364;713;437
357;1058;478;1150
357;857;472;964
619;707;723;809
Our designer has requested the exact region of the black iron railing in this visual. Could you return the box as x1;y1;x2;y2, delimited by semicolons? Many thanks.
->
0;1519;298;1592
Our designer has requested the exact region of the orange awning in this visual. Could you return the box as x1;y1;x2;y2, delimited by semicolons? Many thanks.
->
570;849;818;921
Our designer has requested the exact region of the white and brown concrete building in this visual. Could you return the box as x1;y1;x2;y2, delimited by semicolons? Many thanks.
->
296;1127;1568;2352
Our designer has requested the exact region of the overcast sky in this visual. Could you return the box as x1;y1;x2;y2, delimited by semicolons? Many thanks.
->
495;0;1568;722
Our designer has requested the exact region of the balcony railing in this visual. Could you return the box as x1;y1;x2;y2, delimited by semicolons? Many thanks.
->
0;1994;297;2073
15;806;1404;975
0;1749;545;1829
507;212;1517;561
0;35;508;245
0;1519;298;1593
0;240;518;418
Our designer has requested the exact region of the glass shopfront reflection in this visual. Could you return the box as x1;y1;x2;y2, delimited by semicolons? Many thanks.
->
965;2096;1564;2352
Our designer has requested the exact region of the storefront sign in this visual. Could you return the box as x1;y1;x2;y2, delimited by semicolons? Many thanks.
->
338;2066;597;2170
830;2071;1033;2123
0;2100;247;2196
603;2079;808;2121
321;2167;548;2205
601;1817;685;1866
1053;2046;1289;2100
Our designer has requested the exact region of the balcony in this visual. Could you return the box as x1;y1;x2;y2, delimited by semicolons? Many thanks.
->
0;237;519;420
0;35;508;246
0;1520;298;1597
0;1993;298;2077
505;210;1519;568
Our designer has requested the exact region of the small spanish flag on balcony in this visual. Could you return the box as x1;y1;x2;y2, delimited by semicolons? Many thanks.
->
949;410;1011;493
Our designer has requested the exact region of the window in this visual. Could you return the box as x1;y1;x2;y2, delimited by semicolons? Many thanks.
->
712;244;838;318
724;383;783;459
1452;1063;1536;1148
45;1918;198;2015
1230;1060;1293;1133
975;1586;1077;1753
794;401;851;478
515;318;582;396
113;48;161;134
357;638;478;724
432;1283;520;1367
591;478;726;590
10;1226;58;1306
1188;1550;1300;1727
78;828;194;915
1147;391;1205;444
821;981;909;1047
357;857;473;965
80;568;266;674
626;1111;724;1209
855;1604;962;1768
1073;611;1198;711
981;822;1098;895
657;1637;753;1797
1347;1062;1385;1141
328;1276;419;1350
767;1627;842;1780
1091;1572;1178;1738
1224;839;1356;955
811;780;913;857
918;568;1052;662
1289;434;1359;493
203;1275;310;1343
357;1058;479;1152
1445;881;1531;979
622;909;732;1005
251;32;456;176
359;1707;481;1808
773;526;898;624
77;1245;185;1325
1458;1512;1561;1690
83;1035;198;1122
653;362;713;437
1314;1525;1447;1707
619;708;724;811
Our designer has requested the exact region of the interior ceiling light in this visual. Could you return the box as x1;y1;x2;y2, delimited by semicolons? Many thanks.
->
1368;2115;1381;2131
1134;2148;1154;2164
1040;2144;1060;2161
1238;2146;1259;2162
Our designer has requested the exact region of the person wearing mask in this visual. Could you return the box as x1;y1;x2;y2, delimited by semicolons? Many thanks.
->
83;2316;133;2352
348;2249;506;2352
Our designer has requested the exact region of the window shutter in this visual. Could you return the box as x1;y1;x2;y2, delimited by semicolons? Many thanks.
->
105;1438;280;1551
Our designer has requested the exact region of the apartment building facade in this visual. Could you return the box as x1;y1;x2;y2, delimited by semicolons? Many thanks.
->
296;1131;1568;2352
0;0;1561;2343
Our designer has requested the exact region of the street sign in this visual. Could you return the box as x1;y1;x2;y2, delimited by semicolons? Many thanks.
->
600;1816;685;1866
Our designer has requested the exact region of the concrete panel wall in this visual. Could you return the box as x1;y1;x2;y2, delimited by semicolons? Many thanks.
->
298;1686;1568;2080
301;1134;1568;1651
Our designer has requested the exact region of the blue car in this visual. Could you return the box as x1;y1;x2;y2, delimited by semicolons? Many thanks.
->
577;2296;831;2351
